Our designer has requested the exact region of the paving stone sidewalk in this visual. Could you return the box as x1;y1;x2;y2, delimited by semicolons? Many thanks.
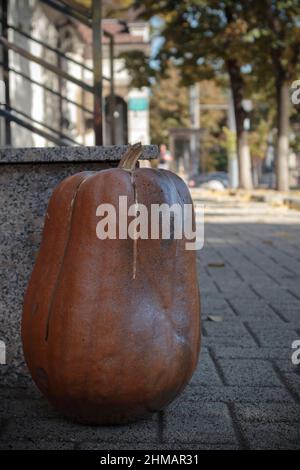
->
1;193;300;450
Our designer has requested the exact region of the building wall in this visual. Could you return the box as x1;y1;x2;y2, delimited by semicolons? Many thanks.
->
0;2;150;147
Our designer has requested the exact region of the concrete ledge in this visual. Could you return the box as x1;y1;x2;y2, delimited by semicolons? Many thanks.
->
0;145;158;372
193;188;300;211
250;193;286;206
250;193;300;210
0;145;159;164
284;197;300;211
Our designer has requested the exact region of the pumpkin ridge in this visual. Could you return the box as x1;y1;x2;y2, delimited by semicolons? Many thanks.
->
159;169;183;257
44;173;93;341
118;143;143;280
131;170;138;280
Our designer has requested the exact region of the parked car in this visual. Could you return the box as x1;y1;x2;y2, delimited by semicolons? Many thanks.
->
188;172;229;189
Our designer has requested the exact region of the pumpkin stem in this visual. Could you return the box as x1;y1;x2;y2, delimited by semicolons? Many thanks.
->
118;142;143;171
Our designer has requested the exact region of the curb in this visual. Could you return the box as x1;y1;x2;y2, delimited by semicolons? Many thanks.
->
190;188;300;211
284;197;300;211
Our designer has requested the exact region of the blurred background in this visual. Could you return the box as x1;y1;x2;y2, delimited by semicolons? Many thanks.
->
0;0;300;191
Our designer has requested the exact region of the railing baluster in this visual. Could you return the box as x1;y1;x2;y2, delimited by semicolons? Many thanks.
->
0;0;11;145
92;0;103;145
0;0;116;147
0;108;76;146
0;36;95;94
1;104;79;145
0;64;93;115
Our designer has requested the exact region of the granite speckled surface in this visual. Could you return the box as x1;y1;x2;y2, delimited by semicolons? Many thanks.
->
0;145;158;383
0;145;159;163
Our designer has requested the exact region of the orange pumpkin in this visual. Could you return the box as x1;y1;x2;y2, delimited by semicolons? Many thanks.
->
22;144;201;424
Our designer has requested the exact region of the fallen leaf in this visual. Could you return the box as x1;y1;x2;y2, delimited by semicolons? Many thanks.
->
262;240;273;245
274;231;296;240
207;315;223;322
207;262;225;268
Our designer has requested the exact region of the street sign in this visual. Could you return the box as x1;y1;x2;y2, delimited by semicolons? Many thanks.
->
128;97;149;111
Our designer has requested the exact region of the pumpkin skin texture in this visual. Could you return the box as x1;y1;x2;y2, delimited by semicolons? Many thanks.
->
22;152;201;425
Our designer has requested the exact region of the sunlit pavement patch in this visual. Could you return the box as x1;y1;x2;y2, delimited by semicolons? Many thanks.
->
0;340;6;364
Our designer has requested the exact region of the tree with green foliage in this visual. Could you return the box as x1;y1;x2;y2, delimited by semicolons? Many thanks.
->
149;64;190;146
197;80;228;172
121;0;300;189
247;0;300;190
130;0;254;189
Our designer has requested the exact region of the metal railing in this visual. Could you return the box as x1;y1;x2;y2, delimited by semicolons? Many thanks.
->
0;0;116;147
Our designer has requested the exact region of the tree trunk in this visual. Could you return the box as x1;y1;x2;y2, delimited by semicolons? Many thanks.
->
237;129;253;190
227;59;253;190
276;80;290;191
265;4;291;192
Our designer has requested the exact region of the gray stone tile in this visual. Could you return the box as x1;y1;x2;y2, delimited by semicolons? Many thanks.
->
280;372;300;400
77;441;240;450
247;324;300;348
202;336;257;348
0;440;75;450
201;298;236;319
218;359;283;387
0;415;159;444
234;403;300;423
212;347;291;360
275;358;300;373
0;398;59;419
164;402;238;445
227;299;281;321
180;385;294;404
274;308;300;324
240;422;300;449
189;352;223;387
203;320;254;339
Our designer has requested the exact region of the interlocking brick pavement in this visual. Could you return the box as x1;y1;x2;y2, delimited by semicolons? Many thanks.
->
0;192;300;450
